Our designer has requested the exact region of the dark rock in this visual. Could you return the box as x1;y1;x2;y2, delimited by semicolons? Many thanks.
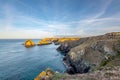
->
54;41;60;45
66;67;75;74
57;43;71;53
53;40;60;45
57;38;89;53
64;55;91;74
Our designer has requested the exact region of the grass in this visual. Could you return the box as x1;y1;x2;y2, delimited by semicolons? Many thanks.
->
100;54;114;67
52;73;64;80
99;52;120;67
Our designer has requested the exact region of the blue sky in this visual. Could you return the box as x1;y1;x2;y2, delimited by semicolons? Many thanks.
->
0;0;120;39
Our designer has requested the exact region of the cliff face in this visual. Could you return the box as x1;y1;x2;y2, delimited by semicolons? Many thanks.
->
58;32;120;74
57;38;88;53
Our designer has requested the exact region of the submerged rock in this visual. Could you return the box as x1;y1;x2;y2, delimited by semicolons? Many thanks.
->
24;39;35;48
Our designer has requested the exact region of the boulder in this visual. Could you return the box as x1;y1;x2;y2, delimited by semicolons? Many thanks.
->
34;68;54;80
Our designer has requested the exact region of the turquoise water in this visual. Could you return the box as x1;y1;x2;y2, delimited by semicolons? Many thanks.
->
0;39;66;80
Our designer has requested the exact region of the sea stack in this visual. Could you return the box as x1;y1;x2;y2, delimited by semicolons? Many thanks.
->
24;39;35;47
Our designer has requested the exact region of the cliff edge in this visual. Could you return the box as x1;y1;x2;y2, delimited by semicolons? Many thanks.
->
58;32;120;74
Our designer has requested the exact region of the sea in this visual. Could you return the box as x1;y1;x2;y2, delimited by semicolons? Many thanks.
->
0;39;66;80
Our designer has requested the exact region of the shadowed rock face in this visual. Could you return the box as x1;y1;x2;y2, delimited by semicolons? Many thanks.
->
58;32;120;74
57;38;88;54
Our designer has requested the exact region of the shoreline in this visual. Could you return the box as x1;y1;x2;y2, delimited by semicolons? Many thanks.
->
34;32;120;80
56;32;120;74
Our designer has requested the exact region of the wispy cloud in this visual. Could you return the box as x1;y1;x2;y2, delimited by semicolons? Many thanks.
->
75;16;120;36
0;0;120;39
71;0;120;36
2;3;14;31
92;0;113;19
0;5;73;38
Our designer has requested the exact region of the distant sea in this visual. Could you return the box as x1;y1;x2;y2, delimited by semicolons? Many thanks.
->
0;39;66;80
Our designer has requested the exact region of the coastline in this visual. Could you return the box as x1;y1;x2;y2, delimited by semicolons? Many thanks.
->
34;32;120;80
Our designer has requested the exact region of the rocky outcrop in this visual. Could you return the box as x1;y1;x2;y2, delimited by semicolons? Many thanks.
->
37;41;52;45
58;38;80;43
34;68;54;80
52;66;120;80
34;32;120;80
58;32;120;74
53;37;80;45
24;39;35;47
37;38;53;45
105;32;120;39
37;38;80;45
57;38;88;53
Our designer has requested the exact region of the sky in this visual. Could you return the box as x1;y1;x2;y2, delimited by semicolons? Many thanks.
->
0;0;120;39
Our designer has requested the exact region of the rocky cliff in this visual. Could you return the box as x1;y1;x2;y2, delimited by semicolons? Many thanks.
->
57;32;120;74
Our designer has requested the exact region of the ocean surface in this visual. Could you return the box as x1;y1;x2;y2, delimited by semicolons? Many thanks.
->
0;39;66;80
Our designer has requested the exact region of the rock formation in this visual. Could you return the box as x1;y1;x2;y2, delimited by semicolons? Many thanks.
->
34;68;54;80
37;38;56;45
34;32;120;80
57;32;120;74
24;39;35;47
58;38;80;43
57;38;88;53
37;38;80;45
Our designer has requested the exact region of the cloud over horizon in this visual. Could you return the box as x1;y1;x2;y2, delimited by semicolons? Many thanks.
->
0;0;120;39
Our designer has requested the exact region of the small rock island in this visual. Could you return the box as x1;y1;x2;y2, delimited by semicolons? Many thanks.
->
24;39;35;48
